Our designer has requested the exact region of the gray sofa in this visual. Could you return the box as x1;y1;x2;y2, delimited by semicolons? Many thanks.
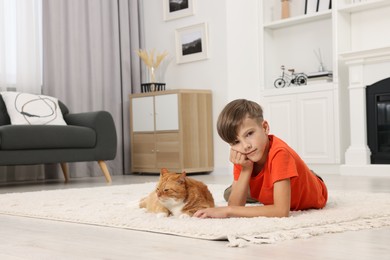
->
0;95;117;182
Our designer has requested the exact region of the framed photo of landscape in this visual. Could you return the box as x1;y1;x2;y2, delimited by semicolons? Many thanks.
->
163;0;195;21
175;22;209;64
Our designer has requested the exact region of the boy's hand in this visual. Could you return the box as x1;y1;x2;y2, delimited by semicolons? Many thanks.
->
193;207;230;219
230;148;253;171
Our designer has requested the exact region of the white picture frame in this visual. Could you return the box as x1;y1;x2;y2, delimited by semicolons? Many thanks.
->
163;0;195;21
305;0;318;14
175;22;209;64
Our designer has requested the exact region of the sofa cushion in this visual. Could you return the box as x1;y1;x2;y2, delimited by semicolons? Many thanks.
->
0;92;67;125
0;125;96;150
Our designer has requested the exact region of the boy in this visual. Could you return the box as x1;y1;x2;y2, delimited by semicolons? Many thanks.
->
194;99;328;218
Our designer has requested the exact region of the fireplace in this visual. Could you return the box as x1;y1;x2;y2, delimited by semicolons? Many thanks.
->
339;46;390;176
367;78;390;164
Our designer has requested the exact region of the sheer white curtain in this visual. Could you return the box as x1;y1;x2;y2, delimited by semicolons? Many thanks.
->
0;0;42;94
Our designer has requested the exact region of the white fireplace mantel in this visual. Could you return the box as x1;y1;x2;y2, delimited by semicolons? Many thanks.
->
340;46;390;65
339;47;390;176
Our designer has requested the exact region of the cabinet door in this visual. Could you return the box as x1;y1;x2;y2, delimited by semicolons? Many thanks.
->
297;91;335;163
263;96;297;151
132;96;154;132
155;132;180;169
155;94;179;131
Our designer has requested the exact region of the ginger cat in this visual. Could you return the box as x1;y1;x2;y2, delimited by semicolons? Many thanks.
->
139;168;215;218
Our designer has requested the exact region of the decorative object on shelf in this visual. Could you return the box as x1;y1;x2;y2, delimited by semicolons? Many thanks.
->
281;0;290;19
304;0;331;14
175;22;209;64
318;0;332;11
274;65;308;88
140;83;166;93
313;48;325;72
305;0;318;14
163;0;195;21
136;49;169;93
306;70;333;84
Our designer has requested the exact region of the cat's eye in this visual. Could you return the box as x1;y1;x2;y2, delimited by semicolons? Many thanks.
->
164;189;169;192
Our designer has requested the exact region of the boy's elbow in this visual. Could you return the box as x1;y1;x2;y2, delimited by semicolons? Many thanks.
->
278;210;290;218
274;207;290;218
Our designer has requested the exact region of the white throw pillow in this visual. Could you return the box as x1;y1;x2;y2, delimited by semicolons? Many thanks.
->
1;92;67;125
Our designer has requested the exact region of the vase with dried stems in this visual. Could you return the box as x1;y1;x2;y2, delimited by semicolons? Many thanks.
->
281;0;290;19
136;49;169;84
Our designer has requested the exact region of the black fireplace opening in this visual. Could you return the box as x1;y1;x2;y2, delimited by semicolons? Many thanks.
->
366;77;390;164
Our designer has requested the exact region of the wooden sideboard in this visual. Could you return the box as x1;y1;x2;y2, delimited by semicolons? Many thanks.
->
129;89;214;174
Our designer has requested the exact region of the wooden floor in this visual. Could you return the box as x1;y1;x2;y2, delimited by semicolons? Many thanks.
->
0;172;389;260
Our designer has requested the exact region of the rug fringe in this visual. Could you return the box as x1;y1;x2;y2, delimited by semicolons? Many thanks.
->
227;216;390;247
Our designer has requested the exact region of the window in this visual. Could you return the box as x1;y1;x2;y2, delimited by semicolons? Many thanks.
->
0;0;42;93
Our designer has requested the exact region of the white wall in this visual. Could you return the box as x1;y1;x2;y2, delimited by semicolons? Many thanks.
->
141;0;260;174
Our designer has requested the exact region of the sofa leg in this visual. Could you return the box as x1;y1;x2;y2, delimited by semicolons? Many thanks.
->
60;163;69;183
98;160;112;183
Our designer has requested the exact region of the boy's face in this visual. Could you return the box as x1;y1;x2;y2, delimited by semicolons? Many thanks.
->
230;116;270;164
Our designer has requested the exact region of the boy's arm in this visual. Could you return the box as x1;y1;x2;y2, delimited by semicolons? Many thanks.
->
193;178;291;218
228;168;252;206
228;147;254;206
228;178;291;218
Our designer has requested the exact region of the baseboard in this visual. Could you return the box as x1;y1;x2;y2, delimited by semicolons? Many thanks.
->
306;164;340;175
340;164;390;177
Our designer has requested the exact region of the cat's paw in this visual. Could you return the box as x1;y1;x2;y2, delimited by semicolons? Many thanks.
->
156;212;169;218
179;213;191;219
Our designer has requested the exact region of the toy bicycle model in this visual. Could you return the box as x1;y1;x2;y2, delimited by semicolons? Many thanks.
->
274;65;307;88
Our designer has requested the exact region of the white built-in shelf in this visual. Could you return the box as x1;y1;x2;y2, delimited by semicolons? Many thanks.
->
338;0;390;14
262;82;335;97
263;10;332;30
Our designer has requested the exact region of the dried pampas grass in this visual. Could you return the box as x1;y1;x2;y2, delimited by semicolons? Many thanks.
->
136;49;169;70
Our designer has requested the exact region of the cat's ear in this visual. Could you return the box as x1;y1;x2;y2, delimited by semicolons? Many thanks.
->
178;171;187;184
160;168;169;175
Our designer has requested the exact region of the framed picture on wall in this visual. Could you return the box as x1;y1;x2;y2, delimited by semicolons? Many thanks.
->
163;0;195;21
175;22;209;64
305;0;318;14
318;0;331;12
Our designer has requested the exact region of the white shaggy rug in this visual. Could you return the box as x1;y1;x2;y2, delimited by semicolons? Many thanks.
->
0;182;390;247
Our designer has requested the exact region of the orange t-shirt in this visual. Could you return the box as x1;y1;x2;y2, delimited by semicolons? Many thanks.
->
233;135;328;210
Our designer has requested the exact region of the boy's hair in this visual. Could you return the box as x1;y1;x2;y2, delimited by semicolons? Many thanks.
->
217;99;264;144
